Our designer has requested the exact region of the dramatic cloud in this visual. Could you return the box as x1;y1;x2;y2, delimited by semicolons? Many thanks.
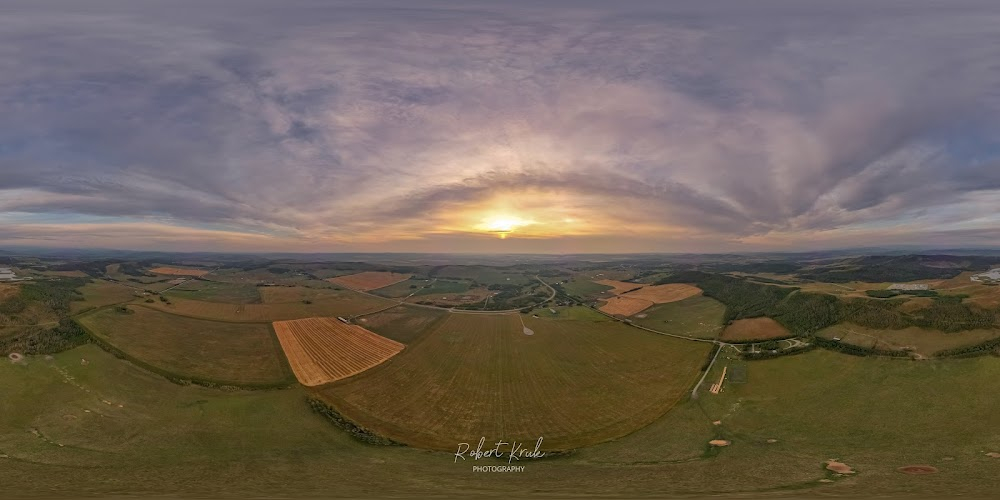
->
2;0;999;252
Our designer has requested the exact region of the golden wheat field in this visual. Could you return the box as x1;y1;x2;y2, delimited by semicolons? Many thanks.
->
273;317;404;386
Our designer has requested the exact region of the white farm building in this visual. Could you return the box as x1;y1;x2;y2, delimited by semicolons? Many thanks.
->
0;268;16;281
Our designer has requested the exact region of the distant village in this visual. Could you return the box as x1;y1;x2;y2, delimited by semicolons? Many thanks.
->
0;268;31;282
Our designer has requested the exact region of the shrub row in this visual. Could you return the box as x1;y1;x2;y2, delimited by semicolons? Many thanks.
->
306;397;402;446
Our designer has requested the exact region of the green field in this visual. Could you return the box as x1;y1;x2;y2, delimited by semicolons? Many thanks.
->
165;280;262;304
432;266;532;285
205;267;313;285
5;325;1000;496
69;281;139;314
355;305;445;343
138;291;394;322
632;295;727;339
374;278;470;298
560;278;614;300
78;306;291;386
816;323;1000;357
319;312;711;451
526;305;612;322
576;349;1000;495
104;268;177;291
257;284;343;304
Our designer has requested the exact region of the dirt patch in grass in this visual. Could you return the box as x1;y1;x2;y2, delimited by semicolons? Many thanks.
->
0;284;19;301
708;440;730;447
825;460;855;474
720;317;790;342
897;465;938;475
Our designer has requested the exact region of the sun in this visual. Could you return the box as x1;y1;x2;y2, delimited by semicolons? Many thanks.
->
476;215;533;238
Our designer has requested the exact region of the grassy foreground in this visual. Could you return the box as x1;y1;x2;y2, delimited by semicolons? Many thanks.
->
3;340;1000;497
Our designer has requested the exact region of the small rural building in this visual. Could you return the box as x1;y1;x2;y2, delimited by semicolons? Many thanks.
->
0;268;16;281
888;283;929;291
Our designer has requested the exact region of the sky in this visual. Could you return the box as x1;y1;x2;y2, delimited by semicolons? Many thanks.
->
2;0;1000;253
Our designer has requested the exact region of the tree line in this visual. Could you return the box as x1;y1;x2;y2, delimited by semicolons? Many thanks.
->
657;271;998;334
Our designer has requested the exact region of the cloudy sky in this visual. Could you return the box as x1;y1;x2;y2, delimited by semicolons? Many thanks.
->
2;0;999;253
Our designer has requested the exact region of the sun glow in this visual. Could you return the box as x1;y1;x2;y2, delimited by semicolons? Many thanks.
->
476;215;534;238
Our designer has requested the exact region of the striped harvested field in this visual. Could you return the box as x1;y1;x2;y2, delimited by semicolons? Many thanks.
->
318;311;710;450
273;317;404;386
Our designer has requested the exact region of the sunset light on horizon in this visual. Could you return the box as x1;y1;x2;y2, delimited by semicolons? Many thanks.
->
2;1;999;253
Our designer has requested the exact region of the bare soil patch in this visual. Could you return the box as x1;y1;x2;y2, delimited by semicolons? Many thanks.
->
328;272;412;291
825;459;855;474
0;284;18;301
720;317;791;342
149;266;210;277
897;465;938;475
599;296;654;316
708;440;730;447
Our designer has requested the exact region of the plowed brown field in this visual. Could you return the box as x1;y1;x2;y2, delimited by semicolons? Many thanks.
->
720;317;790;341
598;283;702;316
273;317;404;386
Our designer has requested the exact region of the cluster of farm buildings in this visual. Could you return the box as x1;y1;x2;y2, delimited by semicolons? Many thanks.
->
0;267;19;281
